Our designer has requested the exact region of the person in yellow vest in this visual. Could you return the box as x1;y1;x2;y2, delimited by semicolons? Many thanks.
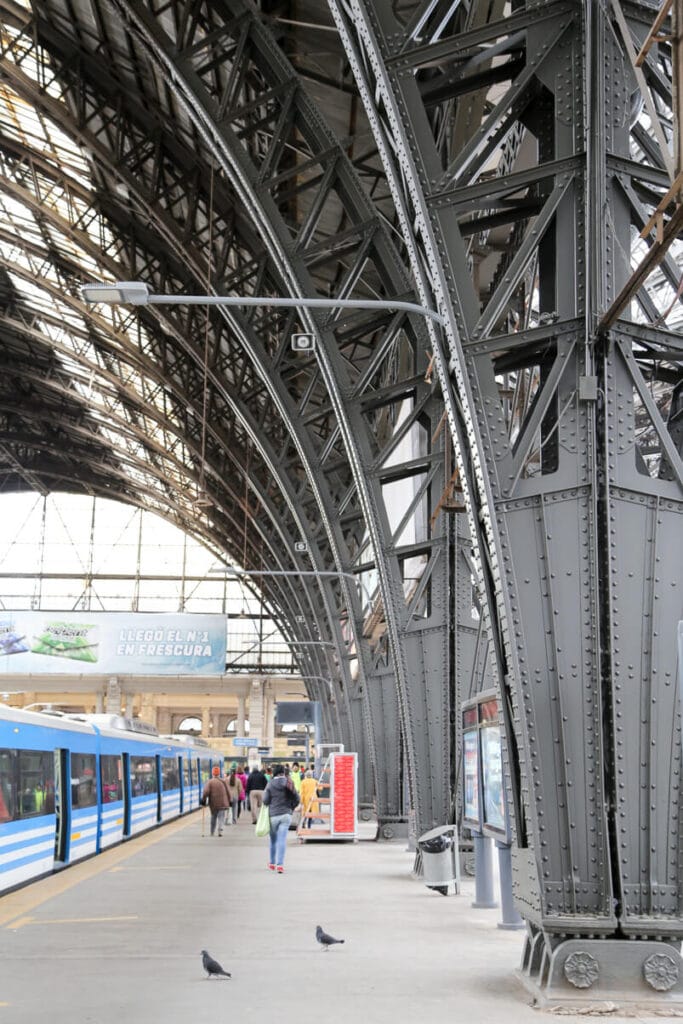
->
289;762;302;796
300;770;319;829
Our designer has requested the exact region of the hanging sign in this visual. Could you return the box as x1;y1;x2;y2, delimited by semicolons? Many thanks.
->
0;611;226;675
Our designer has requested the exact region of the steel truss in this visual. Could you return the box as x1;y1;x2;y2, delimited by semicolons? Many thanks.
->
330;0;683;1000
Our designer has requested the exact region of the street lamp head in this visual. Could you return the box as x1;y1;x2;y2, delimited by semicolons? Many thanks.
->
80;281;150;305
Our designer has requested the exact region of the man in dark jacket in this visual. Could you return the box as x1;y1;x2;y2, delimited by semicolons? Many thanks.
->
246;765;268;824
262;764;299;873
202;766;230;836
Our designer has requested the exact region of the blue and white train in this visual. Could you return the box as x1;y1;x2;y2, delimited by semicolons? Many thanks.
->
0;703;224;894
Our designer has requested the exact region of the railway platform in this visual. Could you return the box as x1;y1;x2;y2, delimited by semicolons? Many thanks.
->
0;814;642;1024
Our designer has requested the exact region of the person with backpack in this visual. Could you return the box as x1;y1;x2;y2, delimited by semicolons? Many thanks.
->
246;764;268;824
262;764;299;873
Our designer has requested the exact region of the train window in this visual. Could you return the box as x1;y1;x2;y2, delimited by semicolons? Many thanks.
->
130;756;157;796
182;758;192;788
161;757;179;791
0;748;14;822
200;759;211;784
71;753;97;808
18;750;52;818
100;755;123;803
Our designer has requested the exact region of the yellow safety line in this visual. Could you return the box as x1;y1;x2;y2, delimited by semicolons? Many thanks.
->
8;913;139;930
109;864;189;872
0;809;201;929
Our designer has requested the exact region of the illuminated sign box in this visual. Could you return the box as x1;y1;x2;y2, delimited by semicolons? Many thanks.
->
330;752;357;837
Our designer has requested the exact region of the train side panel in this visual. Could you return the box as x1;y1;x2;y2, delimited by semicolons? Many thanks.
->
1;707;222;893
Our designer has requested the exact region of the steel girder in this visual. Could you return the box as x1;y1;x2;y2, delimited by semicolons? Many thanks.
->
332;0;683;959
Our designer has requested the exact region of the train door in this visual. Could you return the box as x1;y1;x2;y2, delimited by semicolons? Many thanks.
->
176;755;184;814
159;754;181;820
181;753;192;812
53;748;71;865
155;754;162;823
122;752;132;837
99;752;125;849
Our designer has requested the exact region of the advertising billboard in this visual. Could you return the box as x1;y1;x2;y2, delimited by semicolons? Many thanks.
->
0;611;226;675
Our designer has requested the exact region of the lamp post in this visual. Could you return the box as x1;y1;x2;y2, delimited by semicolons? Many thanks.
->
208;564;375;609
79;281;446;326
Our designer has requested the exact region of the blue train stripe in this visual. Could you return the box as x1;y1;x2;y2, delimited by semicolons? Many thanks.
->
0;840;54;871
71;812;98;827
101;804;124;817
0;824;55;855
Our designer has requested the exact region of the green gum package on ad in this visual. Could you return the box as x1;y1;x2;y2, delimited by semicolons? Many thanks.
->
31;622;99;663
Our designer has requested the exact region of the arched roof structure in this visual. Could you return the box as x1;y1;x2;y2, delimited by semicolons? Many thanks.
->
1;4;683;973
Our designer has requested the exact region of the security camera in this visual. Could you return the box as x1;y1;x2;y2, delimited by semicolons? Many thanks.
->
291;333;315;351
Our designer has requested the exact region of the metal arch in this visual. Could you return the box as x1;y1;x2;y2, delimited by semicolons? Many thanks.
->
0;64;357;636
12;0;411;823
0;205;351;730
0;0;479;833
0;11;370;759
335;0;683;965
105;0;469;834
331;0;603;916
0;307;339;670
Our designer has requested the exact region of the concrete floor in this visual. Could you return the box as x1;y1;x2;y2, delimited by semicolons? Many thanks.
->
0;813;678;1023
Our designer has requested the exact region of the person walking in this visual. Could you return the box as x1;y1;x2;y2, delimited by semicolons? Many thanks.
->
236;764;248;819
262;764;300;873
246;764;268;824
300;769;319;829
201;765;230;836
289;762;303;798
224;767;243;825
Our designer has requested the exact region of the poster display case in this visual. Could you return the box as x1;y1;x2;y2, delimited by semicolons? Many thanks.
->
461;692;510;841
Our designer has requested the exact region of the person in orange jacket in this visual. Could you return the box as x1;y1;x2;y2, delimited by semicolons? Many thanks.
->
201;765;230;836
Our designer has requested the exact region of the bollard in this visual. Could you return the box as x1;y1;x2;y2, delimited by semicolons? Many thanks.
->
471;833;498;908
496;842;524;929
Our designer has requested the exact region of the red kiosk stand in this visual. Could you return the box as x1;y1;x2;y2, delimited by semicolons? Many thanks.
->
298;748;358;841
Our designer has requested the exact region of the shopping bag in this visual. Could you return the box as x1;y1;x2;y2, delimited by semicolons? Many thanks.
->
255;803;270;837
288;808;301;831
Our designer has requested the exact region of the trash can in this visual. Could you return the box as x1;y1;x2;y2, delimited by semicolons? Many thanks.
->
417;825;459;896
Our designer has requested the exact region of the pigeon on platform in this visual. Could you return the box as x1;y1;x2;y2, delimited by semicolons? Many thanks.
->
201;949;232;978
315;925;345;950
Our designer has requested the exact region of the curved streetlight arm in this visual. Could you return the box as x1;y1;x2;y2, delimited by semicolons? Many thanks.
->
209;565;375;608
79;281;445;326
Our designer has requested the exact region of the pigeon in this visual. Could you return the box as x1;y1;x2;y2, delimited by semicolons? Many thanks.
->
201;949;231;978
315;925;345;950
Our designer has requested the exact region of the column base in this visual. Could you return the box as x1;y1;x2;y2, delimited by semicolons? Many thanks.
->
376;819;409;841
471;900;498;909
519;933;683;1009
